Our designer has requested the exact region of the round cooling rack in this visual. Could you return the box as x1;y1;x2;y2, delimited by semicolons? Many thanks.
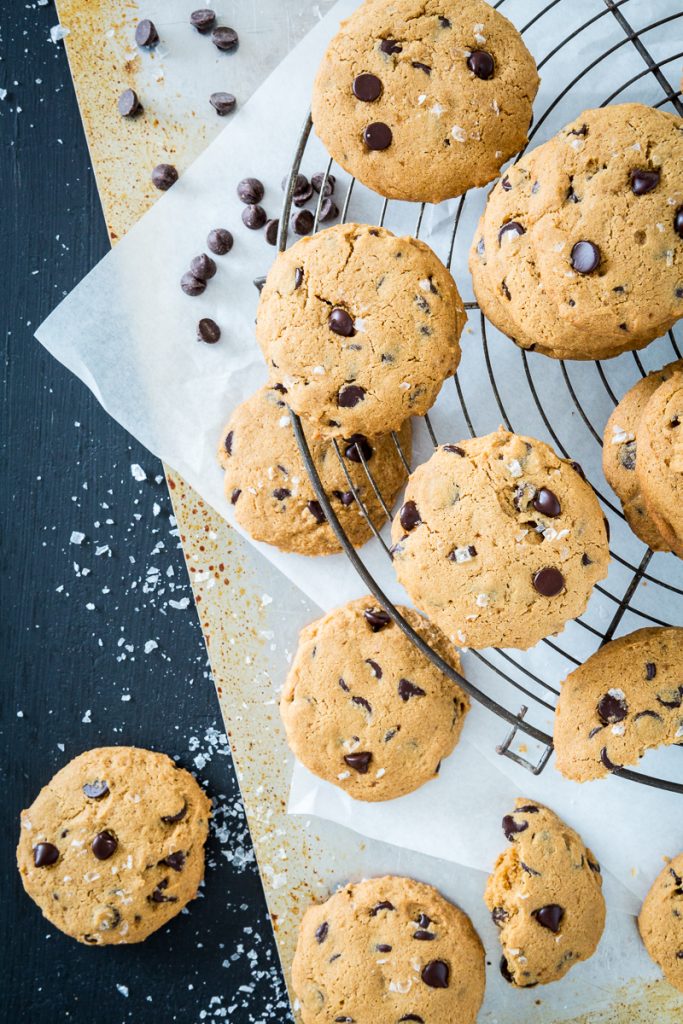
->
274;0;683;795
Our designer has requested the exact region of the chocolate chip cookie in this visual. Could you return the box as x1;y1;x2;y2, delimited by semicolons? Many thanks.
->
554;627;683;782
390;430;609;650
16;747;211;944
486;799;605;987
281;596;469;801
470;103;683;360
292;875;485;1024
636;370;683;557
638;852;683;994
602;360;682;551
218;385;412;556
256;222;465;438
312;0;539;203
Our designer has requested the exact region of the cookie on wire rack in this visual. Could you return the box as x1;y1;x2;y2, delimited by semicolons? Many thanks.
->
636;370;683;558
639;851;683;994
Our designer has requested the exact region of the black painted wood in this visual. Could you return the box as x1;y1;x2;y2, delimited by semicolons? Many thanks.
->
0;5;290;1020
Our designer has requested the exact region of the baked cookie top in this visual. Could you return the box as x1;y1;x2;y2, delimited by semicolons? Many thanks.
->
602;361;682;551
390;430;609;650
16;746;211;945
280;596;469;801
218;385;411;556
638;851;683;994
312;0;539;203
554;627;683;782
470;103;683;359
486;799;605;988
256;222;464;437
635;370;683;557
292;875;485;1024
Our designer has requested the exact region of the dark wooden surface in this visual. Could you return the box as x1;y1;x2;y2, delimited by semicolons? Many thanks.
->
0;4;290;1020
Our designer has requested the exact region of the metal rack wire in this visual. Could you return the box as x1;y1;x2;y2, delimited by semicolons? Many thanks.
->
276;0;683;794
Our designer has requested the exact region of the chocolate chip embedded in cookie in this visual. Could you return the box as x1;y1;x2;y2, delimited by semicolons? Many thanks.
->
635;370;683;558
486;799;606;987
16;747;211;944
256;222;464;438
311;0;538;203
554;626;683;782
217;385;412;556
390;430;609;650
638;852;683;993
292;875;485;1024
280;596;469;801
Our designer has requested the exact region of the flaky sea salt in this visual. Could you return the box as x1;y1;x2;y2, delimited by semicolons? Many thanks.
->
130;463;146;482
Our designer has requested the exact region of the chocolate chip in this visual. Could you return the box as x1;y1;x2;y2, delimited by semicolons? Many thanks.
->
467;49;495;79
149;878;178;903
197;318;221;344
384;726;400;741
597;691;628;725
500;956;515;984
516;804;539;813
532;567;565;597
501;279;511;300
398;678;426;701
376;943;392;953
312;172;335;196
161;801;187;824
181;272;206;296
501;176;512;192
291;209;314;235
210;91;236;116
135;19;159;47
363;122;392;150
344;751;372;774
306;500;326;524
160;851;186;871
315;921;329;943
293;182;313;208
294;267;304;289
366;659;382;678
329;308;355;337
363;608;391;631
273;487;291;500
619;440;636;471
353;73;382;101
570;240;601;274
443;444;465;456
569;123;588;137
224;431;233;456
190;8;216;32
630;169;660;195
237;177;264;204
83;780;109;800
344;434;373;463
416;913;431;928
600;747;622;772
338;384;365;407
379;39;402;54
352;695;372;714
399;1017;424;1024
521;860;541;876
231;489;241;504
532;904;564;933
533;488;561;518
242;205;267;230
498;221;525;246
118;88;142;117
675;205;683;238
92;830;117;860
319;197;339;223
502;814;529;841
264;218;279;246
370;900;395;915
399;500;421;531
339;678;349;692
634;710;662;723
656;685;683;709
207;228;233;255
492;907;509;927
33;842;59;867
190;253;217;280
333;490;355;506
151;163;178;191
421;960;449;989
212;26;238;51
411;62;431;74
645;662;657;680
413;930;436;940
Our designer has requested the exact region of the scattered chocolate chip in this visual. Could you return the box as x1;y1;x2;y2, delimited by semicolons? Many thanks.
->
293;182;313;208
312;172;336;196
92;830;117;860
273;487;291;500
411;61;431;74
306;499;325;524
363;122;392;150
161;801;187;824
498;221;526;244
366;659;382;678
570;240;601;274
210;91;236;116
83;780;109;800
379;38;402;54
197;318;221;344
207;227;233;255
118;88;142;117
135;19;159;47
160;851;186;871
532;904;564;933
500;956;515;984
338;384;365;407
315;921;329;943
353;73;383;101
149;878;178;903
231;489;241;504
344;751;372;774
291;209;314;235
413;930;436;940
190;8;216;32
421;960;449;989
151;163;178;191
443;444;465;456
492;907;509;927
237;177;264;204
352;695;372;714
363;608;391;631
532;567;565;597
242;205;267;230
264;218;280;246
398;678;426;701
370;900;395;915
181;272;206;296
319;197;339;223
399;500;421;531
344;434;373;463
630;168;660;195
190;253;217;280
502;814;529;841
675;205;683;238
467;49;494;79
33;842;59;867
532;488;561;518
600;747;623;772
329;308;355;337
212;25;238;51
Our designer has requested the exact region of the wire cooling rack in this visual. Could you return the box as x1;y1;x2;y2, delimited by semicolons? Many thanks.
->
275;0;683;794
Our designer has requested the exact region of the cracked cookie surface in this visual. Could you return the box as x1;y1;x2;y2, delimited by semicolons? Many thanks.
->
639;851;683;994
281;595;469;801
312;0;538;203
390;430;609;650
256;222;464;438
17;746;211;944
218;385;412;556
292;875;485;1024
485;799;605;987
636;370;683;557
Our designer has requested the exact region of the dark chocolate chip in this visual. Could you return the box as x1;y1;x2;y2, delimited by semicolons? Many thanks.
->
532;904;564;933
376;943;392;953
532;567;565;597
379;39;402;54
294;267;304;289
411;62;431;74
353;73;382;101
645;662;657;680
344;751;372;774
500;956;515;984
502;814;529;841
398;678;426;701
224;431;233;456
161;801;187;824
492;906;509;927
634;710;662;723
291;209;314;235
443;444;465;456
516;805;539;813
160;851;186;871
363;608;391;631
151;163;178;191
597;691;628;725
532;488;561;518
197;318;221;343
344;434;373;463
237;177;264;204
92;830;117;860
339;678;349;692
675;205;683;239
190;253;217;280
273;488;291;500
365;659;382;678
149;878;178;903
33;842;59;867
118;88;142;117
399;500;421;531
467;49;494;79
242;205;267;230
210;91;236;116
230;489;241;505
384;726;400;741
329;308;355;337
363;122;392;151
521;860;541;876
207;228;233;255
413;930;436;940
319;197;339;222
569;123;588;136
282;172;308;194
338;384;365;408
498;221;525;245
352;695;372;714
333;490;356;506
315;921;329;943
501;175;512;192
416;913;431;928
211;26;239;51
656;686;683;709
293;183;313;208
630;169;660;195
83;780;109;800
600;747;623;772
190;8;216;32
421;960;449;989
399;1017;424;1024
265;218;279;246
312;172;336;196
370;900;395;915
501;279;511;300
570;240;601;274
619;440;637;471
135;19;159;47
181;272;206;296
306;500;326;524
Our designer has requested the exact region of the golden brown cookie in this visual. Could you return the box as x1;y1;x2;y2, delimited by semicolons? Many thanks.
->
636;370;683;557
17;747;211;944
218;385;412;555
639;852;683;993
292;875;485;1024
485;799;605;987
280;596;469;801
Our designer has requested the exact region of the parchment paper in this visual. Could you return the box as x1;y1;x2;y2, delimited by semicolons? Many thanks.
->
37;0;682;907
